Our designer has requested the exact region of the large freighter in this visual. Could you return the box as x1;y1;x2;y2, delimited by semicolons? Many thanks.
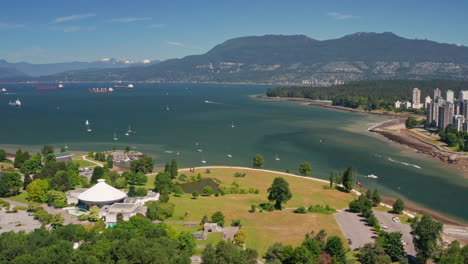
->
89;87;114;93
35;84;64;90
114;84;134;89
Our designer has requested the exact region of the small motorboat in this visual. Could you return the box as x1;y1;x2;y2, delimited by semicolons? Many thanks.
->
367;174;378;179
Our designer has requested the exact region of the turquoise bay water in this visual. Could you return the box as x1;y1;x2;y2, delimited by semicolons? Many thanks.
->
0;83;467;221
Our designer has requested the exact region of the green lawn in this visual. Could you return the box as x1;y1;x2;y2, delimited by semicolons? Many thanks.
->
165;168;355;256
74;159;97;168
3;191;40;206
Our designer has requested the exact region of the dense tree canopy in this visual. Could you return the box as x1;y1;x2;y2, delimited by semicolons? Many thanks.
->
342;166;354;192
130;156;154;174
0;172;22;197
298;162;312;176
411;215;444;264
253;154;264;169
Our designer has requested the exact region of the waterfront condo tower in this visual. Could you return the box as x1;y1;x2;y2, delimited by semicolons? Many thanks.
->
412;88;422;109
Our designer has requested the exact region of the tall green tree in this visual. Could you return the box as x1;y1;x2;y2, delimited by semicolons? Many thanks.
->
324;236;346;264
177;231;196;255
26;179;50;202
41;144;55;156
13;149;25;168
342;166;354;192
267;177;293;210
252;154;264;169
0;172;22;197
371;189;382;207
298;162;312;176
50;170;71;192
90;166;105;184
378;232;405;262
153;171;173;194
0;149;6;161
411;215;443;264
329;172;335;188
170;159;178;179
106;155;113;169
393;198;405;214
358;243;392;264
130;156;154;173
20;154;42;175
211;211;225;227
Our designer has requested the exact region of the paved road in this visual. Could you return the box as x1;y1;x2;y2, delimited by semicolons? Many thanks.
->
373;209;416;257
334;209;375;250
82;155;104;167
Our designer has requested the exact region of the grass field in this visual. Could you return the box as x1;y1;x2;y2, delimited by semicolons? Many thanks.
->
72;155;98;168
166;167;356;256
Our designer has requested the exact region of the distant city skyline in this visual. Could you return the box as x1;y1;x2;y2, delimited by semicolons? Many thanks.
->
1;0;467;63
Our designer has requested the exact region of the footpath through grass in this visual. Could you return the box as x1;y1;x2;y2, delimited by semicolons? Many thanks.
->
166;167;355;256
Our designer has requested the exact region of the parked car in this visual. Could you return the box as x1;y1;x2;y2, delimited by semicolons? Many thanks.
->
382;225;389;229
392;217;401;223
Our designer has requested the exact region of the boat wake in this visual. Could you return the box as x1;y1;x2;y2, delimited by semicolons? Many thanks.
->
164;150;173;154
387;157;422;169
204;100;221;104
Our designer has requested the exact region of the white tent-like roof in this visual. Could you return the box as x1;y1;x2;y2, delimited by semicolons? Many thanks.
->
78;179;127;203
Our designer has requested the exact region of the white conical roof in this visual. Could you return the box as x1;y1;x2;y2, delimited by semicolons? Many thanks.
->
78;179;127;203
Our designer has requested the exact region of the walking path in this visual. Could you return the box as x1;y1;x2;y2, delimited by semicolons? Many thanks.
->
82;155;104;167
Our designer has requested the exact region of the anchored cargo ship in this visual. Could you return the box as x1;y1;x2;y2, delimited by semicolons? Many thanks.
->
35;84;64;90
89;87;114;93
114;84;134;89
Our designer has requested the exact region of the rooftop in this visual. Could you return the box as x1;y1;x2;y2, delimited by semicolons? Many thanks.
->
77;179;127;203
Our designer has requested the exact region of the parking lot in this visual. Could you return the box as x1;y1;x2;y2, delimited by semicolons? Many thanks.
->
0;210;41;233
373;209;416;256
334;209;375;250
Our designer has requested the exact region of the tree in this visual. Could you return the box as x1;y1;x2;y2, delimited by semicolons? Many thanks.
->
438;241;464;264
411;215;443;264
192;191;199;199
329;172;335;189
130;156;154;173
202;240;258;264
178;231;196;255
45;153;56;164
125;172;148;185
88;205;100;221
46;190;68;208
170;159;178;179
0;172;22;197
264;242;294;264
405;117;417;128
23;174;32;189
145;201;175;220
41;144;54;156
0;148;6;161
298;162;312;176
358;243;392;264
106;155;113;169
342;166;354;192
253;154;264;169
116;212;123;223
324;236;346;264
153;171;173;194
379;232;405;262
267;177;292;210
50;170;71;192
13;149;25;168
90;166;105;184
173;184;183;196
20;154;42;175
371;189;381;207
203;186;215;196
211;211;225;227
27;179;50;202
393;198;405;214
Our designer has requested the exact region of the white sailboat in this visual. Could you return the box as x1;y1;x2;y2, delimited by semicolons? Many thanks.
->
227;154;232;158
125;124;132;136
231;121;235;128
113;132;118;141
85;120;92;132
275;153;280;161
166;105;170;111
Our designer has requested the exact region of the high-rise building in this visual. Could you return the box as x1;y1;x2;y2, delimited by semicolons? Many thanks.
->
427;98;444;127
434;88;441;99
453;115;465;132
412;88;421;109
439;103;454;130
424;96;432;109
459;90;468;101
446;90;454;103
463;100;468;119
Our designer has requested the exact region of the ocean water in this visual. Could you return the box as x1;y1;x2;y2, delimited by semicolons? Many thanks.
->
1;83;467;221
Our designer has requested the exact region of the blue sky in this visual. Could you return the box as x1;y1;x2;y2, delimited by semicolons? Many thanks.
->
1;0;467;63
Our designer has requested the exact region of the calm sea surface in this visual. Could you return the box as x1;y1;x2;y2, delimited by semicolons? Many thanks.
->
1;83;467;221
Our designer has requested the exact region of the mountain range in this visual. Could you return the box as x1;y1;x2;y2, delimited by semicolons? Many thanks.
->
0;58;159;77
2;32;468;84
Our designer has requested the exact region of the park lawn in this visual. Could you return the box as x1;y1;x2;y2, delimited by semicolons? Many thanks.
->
167;168;355;256
74;159;96;168
4;191;40;206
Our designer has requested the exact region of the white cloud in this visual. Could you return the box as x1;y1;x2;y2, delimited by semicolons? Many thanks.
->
110;17;152;23
327;12;359;20
51;13;96;24
0;23;25;29
149;23;166;28
166;41;184;47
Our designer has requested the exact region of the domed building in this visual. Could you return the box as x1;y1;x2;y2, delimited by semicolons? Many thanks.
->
77;179;127;209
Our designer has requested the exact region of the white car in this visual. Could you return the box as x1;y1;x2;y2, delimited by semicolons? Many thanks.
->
382;225;389;229
392;217;401;223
